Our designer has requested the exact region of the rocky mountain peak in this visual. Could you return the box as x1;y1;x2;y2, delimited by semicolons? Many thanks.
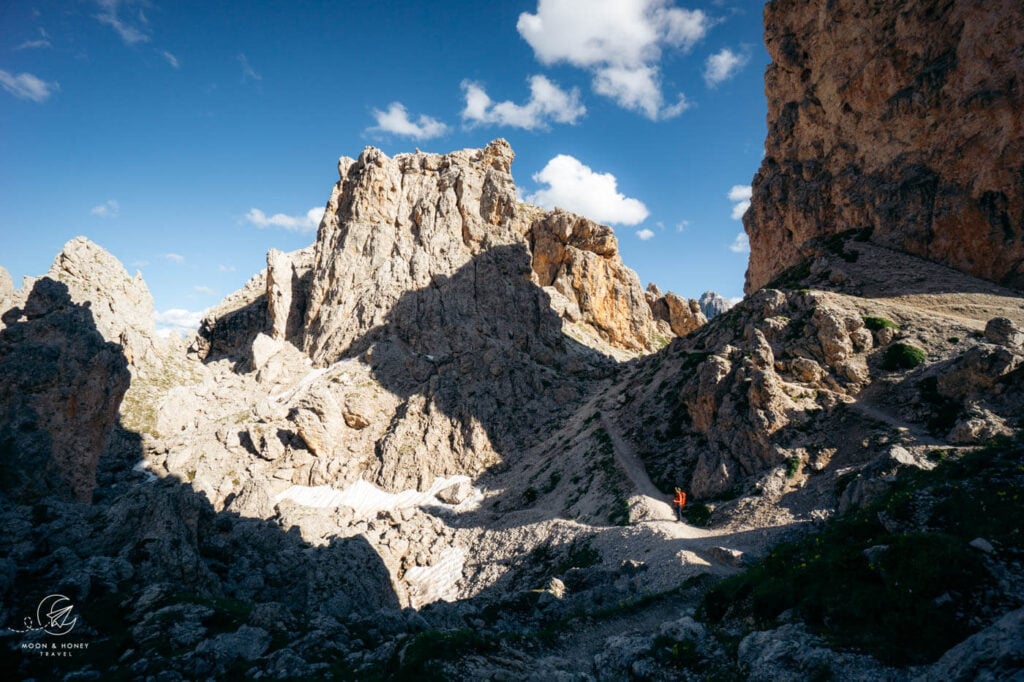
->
303;139;525;365
48;236;157;366
698;290;734;320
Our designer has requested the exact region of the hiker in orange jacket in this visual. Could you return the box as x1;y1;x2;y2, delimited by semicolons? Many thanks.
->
673;487;687;521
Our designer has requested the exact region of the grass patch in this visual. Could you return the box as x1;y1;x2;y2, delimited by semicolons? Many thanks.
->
699;437;1024;666
881;342;926;370
862;316;898;331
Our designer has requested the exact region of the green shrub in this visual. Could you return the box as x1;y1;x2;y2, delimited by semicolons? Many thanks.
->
862;316;898;331
786;456;802;478
650;634;701;670
882;342;926;370
683;502;712;527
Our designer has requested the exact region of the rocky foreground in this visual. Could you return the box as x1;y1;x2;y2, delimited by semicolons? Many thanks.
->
2;0;1024;677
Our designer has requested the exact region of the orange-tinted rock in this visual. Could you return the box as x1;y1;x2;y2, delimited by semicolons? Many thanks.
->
745;0;1024;293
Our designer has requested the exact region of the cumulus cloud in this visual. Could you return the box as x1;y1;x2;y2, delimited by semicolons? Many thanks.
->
704;47;748;87
245;206;325;233
368;102;448;140
461;75;585;129
95;0;150;45
728;184;752;220
676;219;690;232
517;0;710;119
238;53;261;82
160;50;179;68
90;199;120;218
163;253;185;263
637;228;655;241
729;232;749;253
526;155;649;226
193;285;216;296
0;69;59;102
154;308;206;338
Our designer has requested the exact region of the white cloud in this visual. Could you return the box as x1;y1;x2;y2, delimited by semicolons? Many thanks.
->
15;39;51;50
637;228;655;240
16;29;51;51
0;69;59;102
704;47;748;87
154;308;206;338
516;0;710;119
676;219;690;232
729;232;749;253
245;206;325;233
160;50;179;68
461;75;585;129
368;102;448;140
90;199;120;218
238;53;261;82
95;0;150;45
193;285;216;296
728;184;751;220
131;259;149;268
526;154;649;226
218;264;236;273
163;253;185;264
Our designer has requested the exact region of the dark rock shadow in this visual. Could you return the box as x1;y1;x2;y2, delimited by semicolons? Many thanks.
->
195;294;269;371
0;278;129;504
338;243;617;487
0;283;402;680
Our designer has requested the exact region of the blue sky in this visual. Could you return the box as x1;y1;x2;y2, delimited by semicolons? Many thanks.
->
0;0;768;334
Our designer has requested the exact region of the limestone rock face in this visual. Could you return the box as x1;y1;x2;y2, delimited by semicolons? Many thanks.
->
30;237;157;366
302;140;522;365
528;210;655;351
746;0;1024;293
267;246;315;344
620;288;878;499
0;278;130;502
645;285;707;338
302;140;656;364
194;271;269;364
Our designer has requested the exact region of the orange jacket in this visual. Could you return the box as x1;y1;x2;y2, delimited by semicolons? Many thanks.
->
673;491;687;508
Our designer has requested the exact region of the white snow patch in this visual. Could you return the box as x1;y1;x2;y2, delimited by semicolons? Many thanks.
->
404;547;467;606
132;460;158;483
274;475;482;517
